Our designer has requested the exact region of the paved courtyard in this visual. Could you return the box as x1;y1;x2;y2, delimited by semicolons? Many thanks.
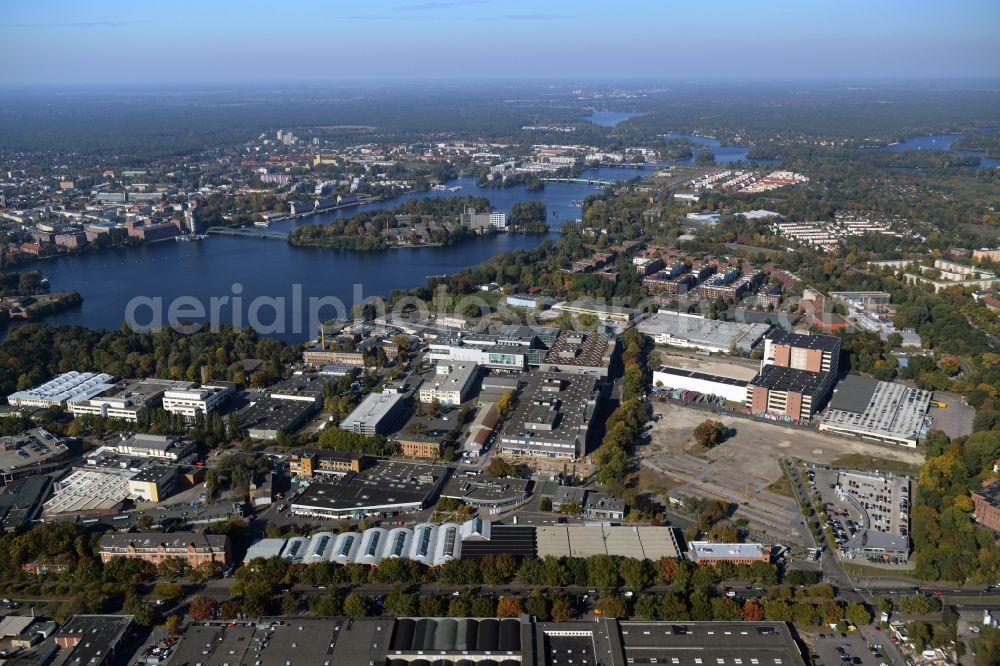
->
928;391;974;439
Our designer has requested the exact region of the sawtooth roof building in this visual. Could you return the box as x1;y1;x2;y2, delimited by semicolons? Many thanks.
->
819;375;932;448
537;331;617;377
165;617;806;666
8;371;116;408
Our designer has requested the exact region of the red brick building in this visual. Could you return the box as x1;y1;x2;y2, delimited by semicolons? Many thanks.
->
397;435;444;459
971;481;1000;532
99;532;230;567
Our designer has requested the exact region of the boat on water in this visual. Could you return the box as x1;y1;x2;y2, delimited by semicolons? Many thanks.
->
447;185;462;191
175;234;207;242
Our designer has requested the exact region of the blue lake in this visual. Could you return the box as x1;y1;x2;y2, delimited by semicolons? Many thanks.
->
585;111;647;127
17;166;659;342
876;133;999;168
664;132;755;164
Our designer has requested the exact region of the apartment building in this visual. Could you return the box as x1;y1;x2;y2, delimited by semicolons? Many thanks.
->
289;449;369;478
99;532;231;567
396;435;444;459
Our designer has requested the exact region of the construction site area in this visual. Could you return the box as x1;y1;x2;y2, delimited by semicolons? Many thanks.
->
640;402;925;547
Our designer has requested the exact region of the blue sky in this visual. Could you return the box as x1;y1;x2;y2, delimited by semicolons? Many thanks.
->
1;0;998;85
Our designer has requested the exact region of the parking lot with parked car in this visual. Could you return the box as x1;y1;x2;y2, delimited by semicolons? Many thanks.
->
809;630;888;666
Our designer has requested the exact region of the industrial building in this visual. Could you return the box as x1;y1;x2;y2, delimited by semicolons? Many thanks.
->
762;329;840;375
498;371;603;460
42;466;136;517
99;531;231;567
53;615;134;666
290;460;449;519
439;474;531;508
428;336;529;371
7;371;116;408
819;375;932;448
239;394;318;440
267;372;334;406
340;390;406;435
747;365;828;422
418;362;479;406
504;293;551;309
652;366;749;404
165;617;805;666
829;291;892;308
43;457;182;517
552;300;637;323
0;428;72;484
537;331;617;377
462;402;500;455
161;383;232;419
637;311;770;353
101;433;194;461
126;466;178;503
612;620;805;666
67;378;194;421
427;326;561;371
688;542;771;565
535;524;682;559
244;518;683;568
302;347;366;367
246;519;484;567
0;475;51;531
236;373;335;440
747;330;840;422
168;617;395;666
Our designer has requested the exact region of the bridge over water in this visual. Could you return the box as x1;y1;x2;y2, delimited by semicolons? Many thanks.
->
206;226;289;241
540;177;616;186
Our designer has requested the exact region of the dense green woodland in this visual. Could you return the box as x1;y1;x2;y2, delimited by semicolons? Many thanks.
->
4;84;997;161
0;323;299;396
953;130;1000;158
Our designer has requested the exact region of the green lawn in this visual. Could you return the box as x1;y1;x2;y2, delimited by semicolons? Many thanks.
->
765;473;795;498
829;454;922;477
841;561;917;578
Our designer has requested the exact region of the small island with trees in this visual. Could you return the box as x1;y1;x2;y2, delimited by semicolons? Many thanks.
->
288;196;492;251
0;270;82;326
288;196;549;250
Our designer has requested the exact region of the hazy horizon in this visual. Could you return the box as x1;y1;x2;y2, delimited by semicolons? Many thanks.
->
2;0;998;86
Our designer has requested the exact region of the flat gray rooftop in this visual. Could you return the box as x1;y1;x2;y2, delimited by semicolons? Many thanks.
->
617;621;806;666
638;311;770;352
168;618;394;666
828;374;879;413
822;380;932;443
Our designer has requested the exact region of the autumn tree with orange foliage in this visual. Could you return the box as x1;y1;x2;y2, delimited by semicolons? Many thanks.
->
496;595;524;617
